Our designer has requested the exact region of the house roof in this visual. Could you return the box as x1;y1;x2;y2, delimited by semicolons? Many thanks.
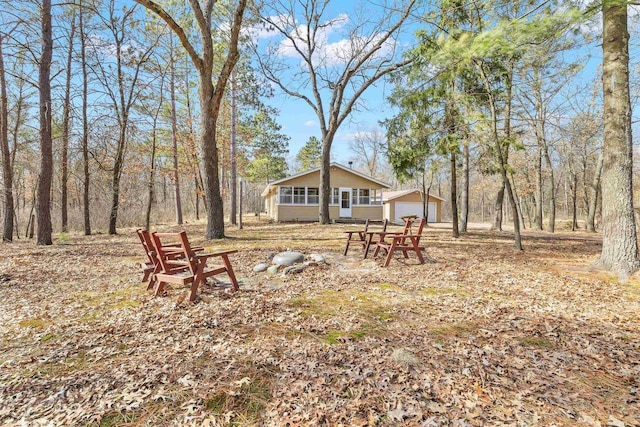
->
382;188;446;202
261;163;391;197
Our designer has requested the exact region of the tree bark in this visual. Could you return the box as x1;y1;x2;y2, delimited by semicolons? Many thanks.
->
169;36;182;225
319;133;333;224
571;172;578;231
598;1;639;276
37;0;53;245
0;37;14;242
79;0;91;235
230;69;237;225
533;143;543;230
61;14;76;233
542;143;556;232
450;150;459;238
586;151;603;232
492;183;504;231
460;139;469;232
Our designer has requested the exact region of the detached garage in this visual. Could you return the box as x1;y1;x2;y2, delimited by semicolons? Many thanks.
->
383;189;445;224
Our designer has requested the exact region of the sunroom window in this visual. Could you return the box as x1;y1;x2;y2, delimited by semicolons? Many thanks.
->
279;186;292;204
331;188;339;204
293;187;306;204
307;188;319;204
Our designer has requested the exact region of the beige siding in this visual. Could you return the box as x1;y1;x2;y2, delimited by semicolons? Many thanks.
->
352;206;383;221
276;165;387;190
275;205;382;222
277;205;319;222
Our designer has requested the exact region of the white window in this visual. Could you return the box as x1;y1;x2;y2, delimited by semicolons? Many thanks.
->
331;188;339;204
358;189;370;205
279;186;292;204
307;187;319;204
293;187;306;204
371;189;382;205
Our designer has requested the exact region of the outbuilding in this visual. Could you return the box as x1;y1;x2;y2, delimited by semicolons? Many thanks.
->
382;189;445;224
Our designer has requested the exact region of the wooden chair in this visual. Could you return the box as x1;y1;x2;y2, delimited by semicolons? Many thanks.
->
343;219;388;256
136;229;199;291
374;218;426;267
136;229;157;286
151;231;239;303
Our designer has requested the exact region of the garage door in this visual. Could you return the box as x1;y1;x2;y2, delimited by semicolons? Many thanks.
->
395;202;437;223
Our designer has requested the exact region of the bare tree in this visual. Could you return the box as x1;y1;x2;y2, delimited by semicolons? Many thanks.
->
257;0;417;224
349;127;385;178
79;0;91;235
37;0;53;245
61;12;76;233
90;1;158;235
134;0;247;239
167;34;183;225
0;34;14;242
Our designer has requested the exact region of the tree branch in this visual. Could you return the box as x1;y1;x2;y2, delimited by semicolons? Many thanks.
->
133;0;203;71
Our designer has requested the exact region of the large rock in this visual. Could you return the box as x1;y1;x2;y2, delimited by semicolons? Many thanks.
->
307;253;326;264
272;251;305;266
253;263;269;273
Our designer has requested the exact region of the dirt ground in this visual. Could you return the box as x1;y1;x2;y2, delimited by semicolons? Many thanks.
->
0;219;638;426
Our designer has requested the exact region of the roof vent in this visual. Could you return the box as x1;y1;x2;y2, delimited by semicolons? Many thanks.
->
348;161;353;169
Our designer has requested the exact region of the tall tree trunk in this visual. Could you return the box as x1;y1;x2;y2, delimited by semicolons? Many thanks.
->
201;75;225;239
450;150;459;238
460;139;469;232
169;37;182;225
492;183;505;231
230;69;237;225
319;134;332;224
145;124;157;231
542;144;556;232
0;38;14;242
533;144;543;230
571;172;578;231
598;1;639;276
79;0;91;235
37;0;53;245
238;177;243;229
479;62;522;249
146;80;164;230
108;125;126;235
185;64;205;216
61;15;76;233
587;151;603;232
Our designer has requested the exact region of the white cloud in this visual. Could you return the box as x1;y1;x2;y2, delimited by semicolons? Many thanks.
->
304;120;317;127
244;14;292;41
274;13;394;67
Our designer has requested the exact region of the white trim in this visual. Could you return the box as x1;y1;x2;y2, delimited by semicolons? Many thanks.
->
339;187;352;217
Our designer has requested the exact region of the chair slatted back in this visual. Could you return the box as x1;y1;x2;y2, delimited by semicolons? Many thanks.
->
136;229;156;265
151;232;197;276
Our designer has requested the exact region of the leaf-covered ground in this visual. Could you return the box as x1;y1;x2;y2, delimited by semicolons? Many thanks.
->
1;219;638;426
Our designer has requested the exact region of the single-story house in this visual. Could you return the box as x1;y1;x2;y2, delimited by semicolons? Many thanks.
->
382;189;445;224
261;163;391;222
